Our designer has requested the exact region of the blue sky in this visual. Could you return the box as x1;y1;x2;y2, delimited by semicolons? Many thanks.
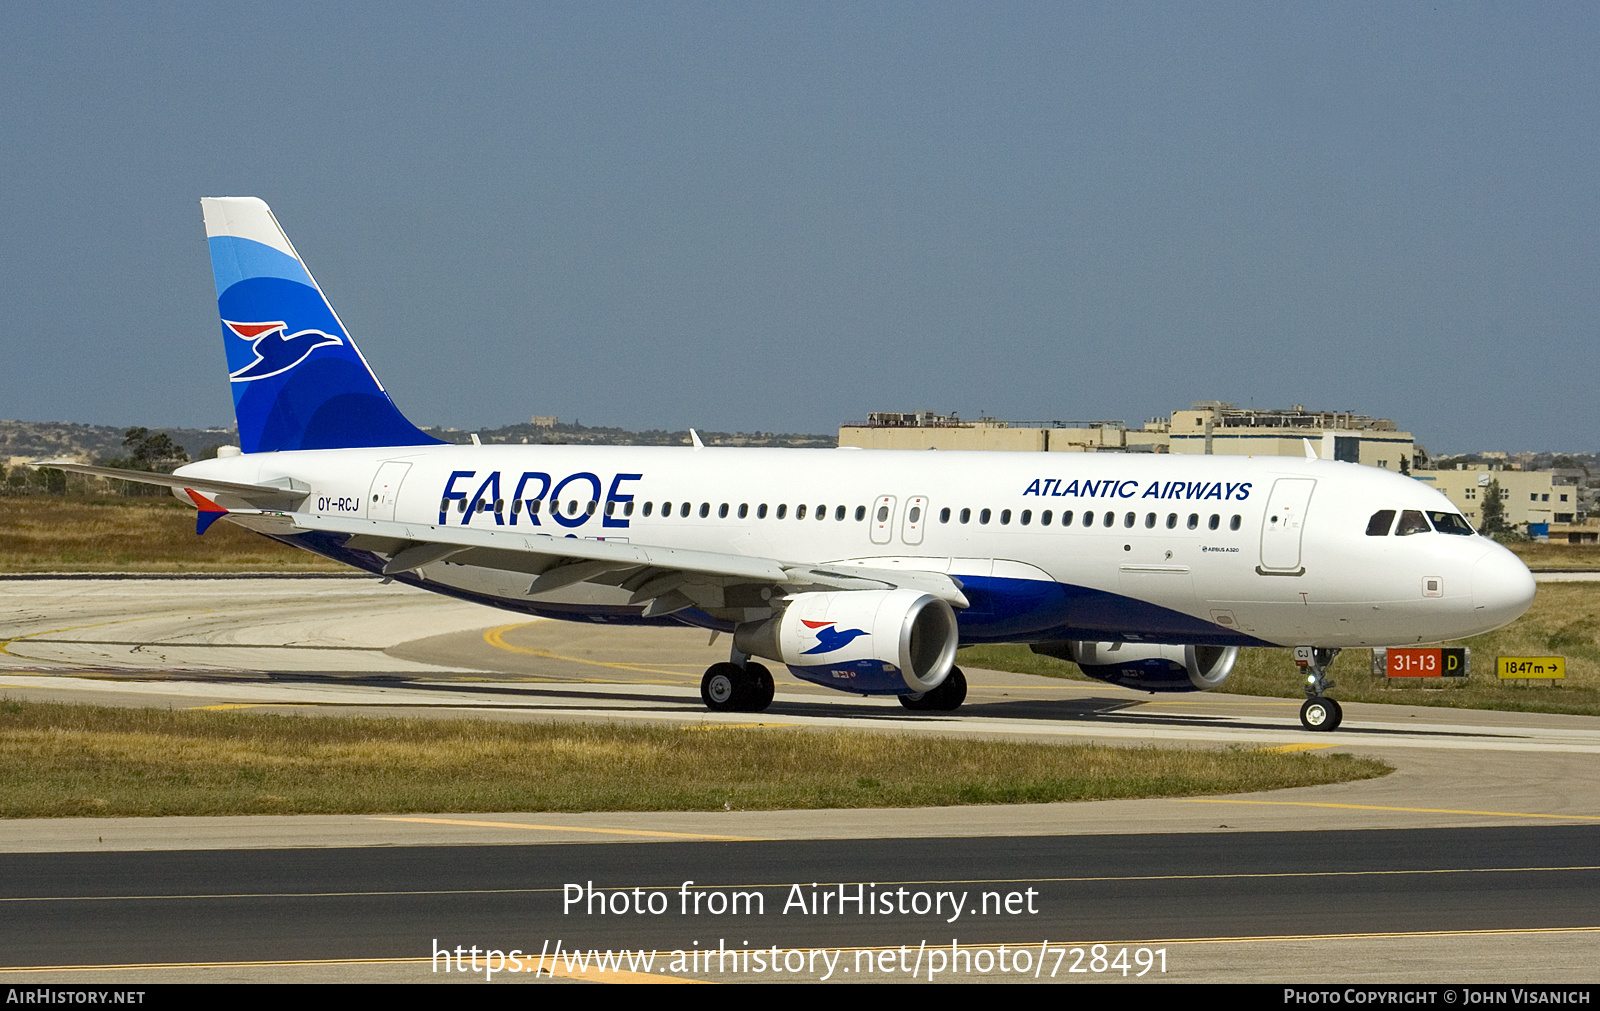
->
1;3;1595;453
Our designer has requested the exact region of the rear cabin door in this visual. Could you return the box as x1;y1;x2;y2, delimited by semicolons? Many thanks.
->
367;462;412;521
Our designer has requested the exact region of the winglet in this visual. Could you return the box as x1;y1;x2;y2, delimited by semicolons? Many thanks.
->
1303;438;1318;460
185;488;228;535
690;429;705;450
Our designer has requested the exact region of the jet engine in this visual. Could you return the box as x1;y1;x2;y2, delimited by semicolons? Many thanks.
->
1030;641;1237;693
733;588;959;696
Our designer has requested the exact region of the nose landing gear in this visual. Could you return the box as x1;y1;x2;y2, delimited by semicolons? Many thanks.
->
1296;646;1343;731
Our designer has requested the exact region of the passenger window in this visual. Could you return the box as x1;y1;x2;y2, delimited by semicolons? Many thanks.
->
625;501;634;517
1187;513;1198;530
738;503;747;519
605;501;615;516
643;501;653;517
1081;510;1092;528
1020;509;1031;526
1426;511;1474;536
698;502;709;518
458;499;468;513
757;503;768;519
815;504;826;521
1365;510;1395;536
1000;509;1011;525
855;506;866;521
797;504;808;519
777;504;787;519
876;505;889;522
1229;514;1240;531
718;503;728;519
1103;511;1115;528
529;500;541;515
1144;512;1156;529
940;507;951;523
1395;510;1431;536
980;508;992;524
1208;514;1219;530
960;508;971;524
1166;513;1177;529
1042;510;1053;525
908;506;921;523
1062;510;1075;526
679;502;690;518
835;505;846;521
1123;512;1135;528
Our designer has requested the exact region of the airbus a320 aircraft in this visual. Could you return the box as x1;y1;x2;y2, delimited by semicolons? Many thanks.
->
46;198;1537;731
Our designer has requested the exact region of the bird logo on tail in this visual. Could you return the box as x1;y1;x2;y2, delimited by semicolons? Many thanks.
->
224;319;344;382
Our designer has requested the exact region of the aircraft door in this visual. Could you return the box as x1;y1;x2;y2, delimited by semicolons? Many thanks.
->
901;496;928;545
870;495;897;545
367;462;412;521
1258;477;1316;575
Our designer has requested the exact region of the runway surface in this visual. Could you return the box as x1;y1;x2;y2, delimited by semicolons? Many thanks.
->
2;576;1598;983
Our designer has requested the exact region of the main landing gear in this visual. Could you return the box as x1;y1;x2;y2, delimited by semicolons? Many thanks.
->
898;666;968;712
1297;646;1343;731
700;651;775;713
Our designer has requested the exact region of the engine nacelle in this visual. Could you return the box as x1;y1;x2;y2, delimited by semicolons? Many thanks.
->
1031;641;1237;693
733;589;959;696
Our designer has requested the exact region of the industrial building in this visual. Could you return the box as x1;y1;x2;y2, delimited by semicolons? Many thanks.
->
840;402;1414;469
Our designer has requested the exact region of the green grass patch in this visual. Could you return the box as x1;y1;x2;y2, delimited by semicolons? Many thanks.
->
0;700;1387;818
959;582;1600;718
0;498;339;572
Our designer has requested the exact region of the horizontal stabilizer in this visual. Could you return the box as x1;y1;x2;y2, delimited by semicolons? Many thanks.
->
30;461;310;508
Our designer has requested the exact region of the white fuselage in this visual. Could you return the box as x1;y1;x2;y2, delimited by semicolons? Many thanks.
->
177;444;1536;649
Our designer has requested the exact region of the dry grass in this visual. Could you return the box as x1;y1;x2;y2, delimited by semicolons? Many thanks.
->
960;583;1600;717
0;498;338;572
1507;543;1600;571
0;700;1388;818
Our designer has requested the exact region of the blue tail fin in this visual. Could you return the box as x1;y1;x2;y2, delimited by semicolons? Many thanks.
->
201;197;441;453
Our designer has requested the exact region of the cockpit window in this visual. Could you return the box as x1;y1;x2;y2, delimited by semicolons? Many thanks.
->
1366;510;1396;536
1394;510;1431;536
1428;511;1475;536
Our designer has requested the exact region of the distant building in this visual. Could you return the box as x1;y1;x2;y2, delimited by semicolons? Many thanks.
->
530;416;558;428
839;402;1411;465
1168;402;1416;471
837;411;1168;453
1414;465;1576;530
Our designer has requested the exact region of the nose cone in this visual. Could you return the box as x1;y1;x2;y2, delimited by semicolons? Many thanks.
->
1472;546;1537;631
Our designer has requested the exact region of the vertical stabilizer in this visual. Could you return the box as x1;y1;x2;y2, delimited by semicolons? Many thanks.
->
202;197;441;453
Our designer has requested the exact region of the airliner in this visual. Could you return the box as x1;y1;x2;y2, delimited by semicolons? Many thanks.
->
45;198;1537;731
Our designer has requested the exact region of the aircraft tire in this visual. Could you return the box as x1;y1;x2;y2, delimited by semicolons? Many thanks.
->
741;663;775;712
1299;697;1342;732
701;663;746;712
927;666;967;711
900;667;967;712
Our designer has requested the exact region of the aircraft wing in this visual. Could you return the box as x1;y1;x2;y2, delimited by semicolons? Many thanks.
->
274;511;970;615
28;461;310;509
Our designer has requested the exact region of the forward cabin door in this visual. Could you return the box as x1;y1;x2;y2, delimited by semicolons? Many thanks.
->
1257;477;1315;575
367;461;412;521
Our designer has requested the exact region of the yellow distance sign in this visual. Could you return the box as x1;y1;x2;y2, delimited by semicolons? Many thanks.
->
1496;656;1565;679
